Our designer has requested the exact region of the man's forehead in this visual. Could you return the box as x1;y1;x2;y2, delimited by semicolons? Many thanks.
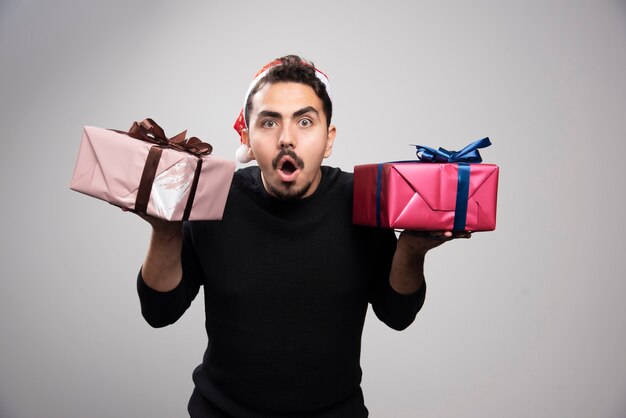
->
251;82;323;113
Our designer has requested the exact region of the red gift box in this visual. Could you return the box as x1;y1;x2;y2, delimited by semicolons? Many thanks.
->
352;139;499;232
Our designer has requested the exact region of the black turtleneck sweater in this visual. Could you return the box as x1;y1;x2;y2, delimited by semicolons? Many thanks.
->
137;166;426;417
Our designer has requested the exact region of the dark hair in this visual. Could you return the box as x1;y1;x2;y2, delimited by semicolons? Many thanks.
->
244;55;333;128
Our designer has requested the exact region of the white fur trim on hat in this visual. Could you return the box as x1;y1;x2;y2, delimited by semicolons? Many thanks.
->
236;143;253;164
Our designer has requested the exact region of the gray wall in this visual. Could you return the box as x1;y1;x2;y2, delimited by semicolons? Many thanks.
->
1;1;625;417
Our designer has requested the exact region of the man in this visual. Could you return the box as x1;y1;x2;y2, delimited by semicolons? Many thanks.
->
136;55;469;417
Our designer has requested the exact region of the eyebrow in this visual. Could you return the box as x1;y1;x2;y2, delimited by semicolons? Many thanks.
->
256;106;319;120
292;106;319;118
256;110;282;119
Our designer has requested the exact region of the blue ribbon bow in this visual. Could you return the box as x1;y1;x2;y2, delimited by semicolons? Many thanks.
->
413;137;491;163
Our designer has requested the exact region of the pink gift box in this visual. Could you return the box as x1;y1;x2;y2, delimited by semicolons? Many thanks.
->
353;162;499;231
70;124;235;221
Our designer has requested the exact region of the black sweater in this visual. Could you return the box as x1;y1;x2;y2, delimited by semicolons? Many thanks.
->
137;166;426;417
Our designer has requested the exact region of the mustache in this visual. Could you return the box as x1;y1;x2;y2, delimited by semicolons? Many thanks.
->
272;149;305;170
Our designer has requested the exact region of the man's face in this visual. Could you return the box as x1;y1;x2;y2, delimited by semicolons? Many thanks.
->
242;81;336;200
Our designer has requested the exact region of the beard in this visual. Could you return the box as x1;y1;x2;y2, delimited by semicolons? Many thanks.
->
265;177;314;201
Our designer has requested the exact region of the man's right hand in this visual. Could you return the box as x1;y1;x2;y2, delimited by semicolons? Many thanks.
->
135;211;183;237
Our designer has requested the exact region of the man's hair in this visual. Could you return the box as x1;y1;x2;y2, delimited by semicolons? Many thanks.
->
244;55;333;128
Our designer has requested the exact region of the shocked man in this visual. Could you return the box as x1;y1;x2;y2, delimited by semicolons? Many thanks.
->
136;55;468;417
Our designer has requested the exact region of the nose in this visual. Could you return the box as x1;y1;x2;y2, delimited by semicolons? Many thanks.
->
277;124;296;149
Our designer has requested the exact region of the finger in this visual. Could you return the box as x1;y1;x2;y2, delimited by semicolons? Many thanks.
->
439;230;472;239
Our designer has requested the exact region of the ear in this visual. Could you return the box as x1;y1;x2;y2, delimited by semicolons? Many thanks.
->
241;128;256;161
323;125;336;158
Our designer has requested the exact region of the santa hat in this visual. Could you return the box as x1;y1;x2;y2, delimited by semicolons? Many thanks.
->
233;58;331;164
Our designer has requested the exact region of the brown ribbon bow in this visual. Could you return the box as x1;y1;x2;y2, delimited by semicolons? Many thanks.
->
118;118;212;220
126;118;213;156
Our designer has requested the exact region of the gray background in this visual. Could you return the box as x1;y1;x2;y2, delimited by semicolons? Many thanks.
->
1;1;625;417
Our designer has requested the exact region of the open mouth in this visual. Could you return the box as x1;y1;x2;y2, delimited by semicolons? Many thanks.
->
280;159;297;175
274;151;304;182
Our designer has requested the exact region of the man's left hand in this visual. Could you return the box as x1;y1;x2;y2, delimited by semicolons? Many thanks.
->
398;230;472;258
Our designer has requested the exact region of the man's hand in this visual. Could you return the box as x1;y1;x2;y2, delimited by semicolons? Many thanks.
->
399;230;471;257
134;211;183;237
389;230;471;295
122;208;183;236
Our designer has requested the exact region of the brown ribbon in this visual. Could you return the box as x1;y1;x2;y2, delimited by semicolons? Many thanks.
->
116;118;213;220
125;118;213;156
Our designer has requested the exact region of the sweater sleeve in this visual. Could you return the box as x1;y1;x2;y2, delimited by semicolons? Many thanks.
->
367;229;427;331
371;277;426;331
137;222;203;328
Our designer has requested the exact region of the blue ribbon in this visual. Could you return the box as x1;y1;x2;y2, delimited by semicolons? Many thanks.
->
413;137;491;163
376;164;383;228
453;163;471;231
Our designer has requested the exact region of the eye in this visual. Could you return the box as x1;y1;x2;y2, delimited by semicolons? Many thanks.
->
261;119;277;128
298;118;313;127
